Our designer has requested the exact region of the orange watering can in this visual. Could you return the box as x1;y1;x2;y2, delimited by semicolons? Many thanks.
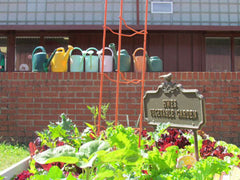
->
50;45;74;72
132;47;148;72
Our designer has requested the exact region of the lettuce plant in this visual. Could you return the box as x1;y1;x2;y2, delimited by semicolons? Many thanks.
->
35;113;81;150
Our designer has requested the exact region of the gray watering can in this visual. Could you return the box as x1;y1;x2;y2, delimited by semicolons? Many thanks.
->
98;47;114;72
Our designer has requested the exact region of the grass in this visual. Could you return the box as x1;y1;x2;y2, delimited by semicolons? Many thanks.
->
0;142;30;172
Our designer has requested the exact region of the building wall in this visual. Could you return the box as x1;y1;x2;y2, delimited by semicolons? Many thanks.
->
148;32;204;71
71;31;204;72
1;31;205;72
0;72;239;145
0;0;240;26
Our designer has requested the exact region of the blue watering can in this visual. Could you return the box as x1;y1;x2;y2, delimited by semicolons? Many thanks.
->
70;47;86;72
85;47;99;72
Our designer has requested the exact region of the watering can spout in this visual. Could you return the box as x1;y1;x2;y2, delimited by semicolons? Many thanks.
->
46;49;57;67
64;45;74;62
109;43;117;56
109;43;118;69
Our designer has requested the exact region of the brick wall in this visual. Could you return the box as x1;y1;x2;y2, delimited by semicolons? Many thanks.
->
0;72;239;145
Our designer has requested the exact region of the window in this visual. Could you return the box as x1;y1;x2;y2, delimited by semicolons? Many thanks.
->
205;37;231;72
14;36;69;72
15;37;40;71
234;38;240;72
151;2;173;14
44;37;69;54
0;37;7;72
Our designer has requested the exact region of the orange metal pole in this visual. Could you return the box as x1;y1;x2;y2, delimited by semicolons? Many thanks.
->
138;0;148;148
115;0;124;126
97;0;108;135
97;0;149;139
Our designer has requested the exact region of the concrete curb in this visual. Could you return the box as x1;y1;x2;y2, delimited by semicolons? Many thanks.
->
0;156;30;180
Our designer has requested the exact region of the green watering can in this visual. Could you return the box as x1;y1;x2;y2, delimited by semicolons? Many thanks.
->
32;46;56;72
109;43;131;72
0;51;5;72
70;47;86;72
85;47;99;72
147;56;163;72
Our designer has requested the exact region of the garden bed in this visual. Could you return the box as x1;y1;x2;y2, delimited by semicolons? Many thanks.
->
8;113;239;180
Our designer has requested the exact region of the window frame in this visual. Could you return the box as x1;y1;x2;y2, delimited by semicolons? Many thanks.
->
151;2;173;14
204;33;240;72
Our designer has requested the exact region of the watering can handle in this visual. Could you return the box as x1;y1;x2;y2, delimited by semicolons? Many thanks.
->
32;46;46;56
86;47;98;54
98;47;113;57
70;47;83;56
56;47;65;52
70;47;85;65
132;48;148;62
86;47;98;70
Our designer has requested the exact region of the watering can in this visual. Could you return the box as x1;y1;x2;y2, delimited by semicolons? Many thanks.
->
50;45;74;72
31;46;56;72
70;47;86;72
0;51;5;72
109;43;131;72
147;56;163;72
85;47;99;72
132;47;148;73
98;47;114;72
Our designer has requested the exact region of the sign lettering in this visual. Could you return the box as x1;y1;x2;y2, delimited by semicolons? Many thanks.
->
143;76;206;130
149;99;198;120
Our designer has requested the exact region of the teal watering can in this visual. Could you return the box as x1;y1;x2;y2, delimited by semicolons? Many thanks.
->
70;47;86;72
147;56;163;72
85;47;99;72
98;47;114;72
109;43;131;72
32;46;56;72
0;50;5;72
